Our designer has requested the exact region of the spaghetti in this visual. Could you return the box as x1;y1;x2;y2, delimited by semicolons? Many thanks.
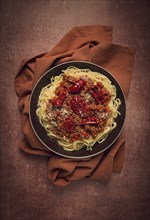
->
36;67;121;151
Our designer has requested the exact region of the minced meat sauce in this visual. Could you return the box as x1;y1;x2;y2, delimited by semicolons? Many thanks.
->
46;75;112;143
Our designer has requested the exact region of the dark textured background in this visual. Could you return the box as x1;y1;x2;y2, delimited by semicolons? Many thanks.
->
0;0;150;220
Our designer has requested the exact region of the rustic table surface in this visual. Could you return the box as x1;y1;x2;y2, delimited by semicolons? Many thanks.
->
0;1;150;220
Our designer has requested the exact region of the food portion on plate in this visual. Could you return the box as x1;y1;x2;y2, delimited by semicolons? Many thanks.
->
36;66;121;152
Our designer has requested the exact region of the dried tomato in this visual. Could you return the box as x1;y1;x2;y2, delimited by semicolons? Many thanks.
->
51;89;67;107
70;96;88;117
89;84;106;104
68;79;86;94
64;117;75;132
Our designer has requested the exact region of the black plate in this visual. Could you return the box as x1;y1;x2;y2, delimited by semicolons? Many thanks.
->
29;61;126;159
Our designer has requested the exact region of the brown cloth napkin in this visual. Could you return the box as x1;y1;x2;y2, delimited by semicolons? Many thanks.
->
14;25;135;186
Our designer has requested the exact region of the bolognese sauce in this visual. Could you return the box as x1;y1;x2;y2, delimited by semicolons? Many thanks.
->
46;75;112;143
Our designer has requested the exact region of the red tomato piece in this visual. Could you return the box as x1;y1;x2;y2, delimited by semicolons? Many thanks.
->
51;89;67;107
68;79;86;94
70;96;88;117
64;117;75;132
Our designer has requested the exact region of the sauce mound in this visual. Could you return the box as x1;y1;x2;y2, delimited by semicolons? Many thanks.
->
46;75;112;143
